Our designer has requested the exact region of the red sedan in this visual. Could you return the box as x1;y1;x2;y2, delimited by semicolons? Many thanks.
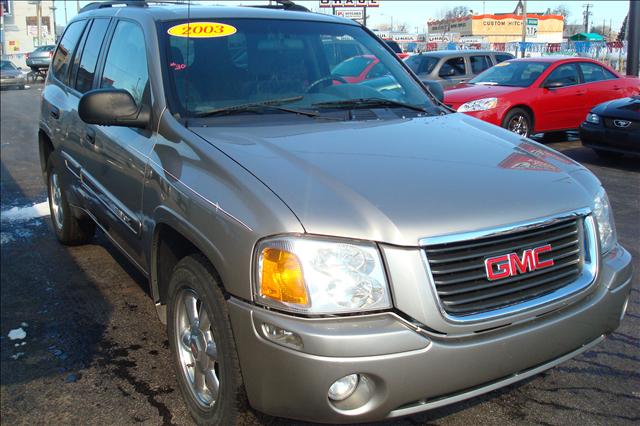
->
332;55;387;83
444;57;640;137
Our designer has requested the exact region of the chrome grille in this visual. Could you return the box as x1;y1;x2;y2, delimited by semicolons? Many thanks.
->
423;217;585;317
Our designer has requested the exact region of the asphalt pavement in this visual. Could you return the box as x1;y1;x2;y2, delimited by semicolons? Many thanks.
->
1;84;639;425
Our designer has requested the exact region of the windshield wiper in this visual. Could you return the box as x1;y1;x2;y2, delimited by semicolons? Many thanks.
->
197;96;318;118
312;98;429;113
474;82;499;86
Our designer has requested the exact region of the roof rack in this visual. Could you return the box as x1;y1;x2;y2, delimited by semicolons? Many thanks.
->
78;1;187;14
251;0;310;13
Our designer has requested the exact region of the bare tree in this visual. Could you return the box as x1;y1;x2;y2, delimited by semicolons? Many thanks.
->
550;4;571;22
395;21;409;32
438;6;470;20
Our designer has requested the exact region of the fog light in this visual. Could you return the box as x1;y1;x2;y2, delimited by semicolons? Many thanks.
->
328;374;359;401
261;323;303;350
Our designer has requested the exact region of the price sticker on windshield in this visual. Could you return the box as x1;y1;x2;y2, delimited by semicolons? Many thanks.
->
168;22;237;38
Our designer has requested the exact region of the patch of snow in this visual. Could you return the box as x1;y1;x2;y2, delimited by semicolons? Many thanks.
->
1;201;50;222
11;352;25;360
8;328;26;340
21;322;28;327
0;233;14;245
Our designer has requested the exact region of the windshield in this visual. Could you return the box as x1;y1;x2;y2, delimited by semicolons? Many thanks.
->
469;61;550;87
161;19;438;118
332;56;374;77
0;61;17;71
404;55;438;74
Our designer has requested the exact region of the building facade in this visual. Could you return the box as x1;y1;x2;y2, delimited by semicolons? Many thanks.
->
428;13;564;44
1;0;56;67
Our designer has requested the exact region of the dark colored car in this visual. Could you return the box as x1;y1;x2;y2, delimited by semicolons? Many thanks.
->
580;96;640;157
38;1;631;424
0;60;27;89
404;50;514;89
26;44;56;72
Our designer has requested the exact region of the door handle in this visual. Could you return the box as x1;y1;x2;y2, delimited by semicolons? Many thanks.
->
50;106;60;120
85;128;96;145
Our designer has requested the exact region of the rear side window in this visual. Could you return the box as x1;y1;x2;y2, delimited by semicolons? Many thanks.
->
75;19;110;93
579;62;617;83
101;21;149;105
495;54;514;63
51;20;87;82
439;57;466;77
470;55;492;74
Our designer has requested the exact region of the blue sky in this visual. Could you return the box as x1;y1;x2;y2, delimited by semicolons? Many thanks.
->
57;1;632;33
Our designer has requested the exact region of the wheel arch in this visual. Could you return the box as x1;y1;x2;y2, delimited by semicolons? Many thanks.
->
38;129;55;177
503;104;535;132
150;207;228;324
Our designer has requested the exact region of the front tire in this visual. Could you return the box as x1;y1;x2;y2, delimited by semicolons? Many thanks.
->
46;157;96;245
502;108;532;138
167;254;247;425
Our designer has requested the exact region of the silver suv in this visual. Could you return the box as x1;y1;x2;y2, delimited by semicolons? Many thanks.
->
38;1;632;424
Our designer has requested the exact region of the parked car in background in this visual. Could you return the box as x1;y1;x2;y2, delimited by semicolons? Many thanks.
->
383;39;410;59
0;60;26;90
444;57;640;137
580;96;640;157
26;44;56;72
405;50;515;89
332;55;389;83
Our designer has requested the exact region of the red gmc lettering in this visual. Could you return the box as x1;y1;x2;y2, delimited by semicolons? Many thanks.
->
485;245;554;281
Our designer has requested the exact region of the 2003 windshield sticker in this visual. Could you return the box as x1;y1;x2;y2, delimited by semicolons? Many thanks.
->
167;22;237;38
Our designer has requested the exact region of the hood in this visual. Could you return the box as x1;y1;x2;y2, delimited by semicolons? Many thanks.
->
591;96;640;121
0;69;22;77
192;113;593;246
444;85;524;106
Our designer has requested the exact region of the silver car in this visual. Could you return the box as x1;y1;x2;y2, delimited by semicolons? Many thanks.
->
39;3;632;424
0;60;26;90
405;50;515;88
26;44;56;72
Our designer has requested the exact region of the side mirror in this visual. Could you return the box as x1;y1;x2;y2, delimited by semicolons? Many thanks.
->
544;80;565;89
422;79;444;103
79;88;150;128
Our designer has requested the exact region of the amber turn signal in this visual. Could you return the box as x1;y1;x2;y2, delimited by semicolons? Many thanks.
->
259;248;309;306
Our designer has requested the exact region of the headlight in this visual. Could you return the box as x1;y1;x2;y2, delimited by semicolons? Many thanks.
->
254;236;391;315
592;187;617;254
457;97;498;113
585;112;600;124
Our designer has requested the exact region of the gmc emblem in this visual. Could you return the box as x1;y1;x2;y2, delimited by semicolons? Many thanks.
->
485;245;554;281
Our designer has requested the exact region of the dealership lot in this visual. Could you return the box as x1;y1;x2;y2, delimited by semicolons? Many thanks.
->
1;84;638;425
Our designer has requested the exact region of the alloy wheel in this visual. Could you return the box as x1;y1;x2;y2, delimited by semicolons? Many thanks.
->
508;114;529;136
174;288;220;409
50;172;64;230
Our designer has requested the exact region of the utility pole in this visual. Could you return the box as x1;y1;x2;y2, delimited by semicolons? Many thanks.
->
520;0;527;57
582;3;593;33
628;0;639;76
36;0;42;47
77;1;81;14
51;0;57;40
64;0;68;25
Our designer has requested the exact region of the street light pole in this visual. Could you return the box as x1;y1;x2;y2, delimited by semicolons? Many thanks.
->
627;0;639;76
36;0;42;47
520;0;527;58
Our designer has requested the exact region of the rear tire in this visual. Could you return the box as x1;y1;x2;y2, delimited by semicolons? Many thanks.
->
46;157;96;245
167;254;247;425
502;108;532;138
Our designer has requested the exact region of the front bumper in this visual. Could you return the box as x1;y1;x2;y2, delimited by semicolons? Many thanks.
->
460;107;506;127
580;122;640;155
0;77;25;88
228;245;632;423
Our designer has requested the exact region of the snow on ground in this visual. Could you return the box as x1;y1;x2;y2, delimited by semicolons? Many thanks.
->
1;201;50;222
8;328;27;340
